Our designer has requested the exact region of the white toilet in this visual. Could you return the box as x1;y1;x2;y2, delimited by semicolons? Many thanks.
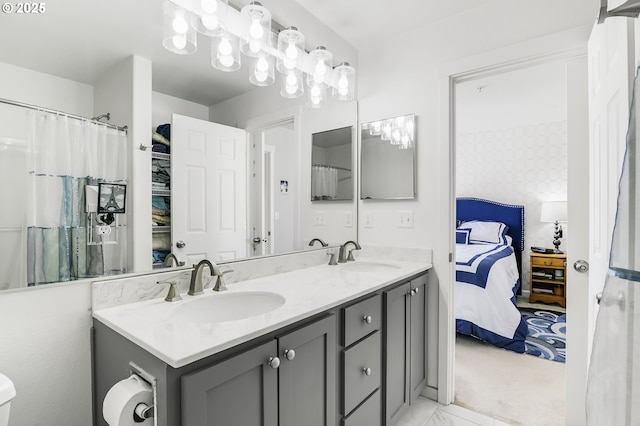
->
0;373;15;426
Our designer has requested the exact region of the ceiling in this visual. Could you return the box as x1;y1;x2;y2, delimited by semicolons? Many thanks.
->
0;0;499;108
0;0;597;108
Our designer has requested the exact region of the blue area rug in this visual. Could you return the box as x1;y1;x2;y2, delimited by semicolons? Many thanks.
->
520;308;566;363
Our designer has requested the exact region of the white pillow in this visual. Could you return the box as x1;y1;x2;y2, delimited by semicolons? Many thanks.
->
458;220;509;245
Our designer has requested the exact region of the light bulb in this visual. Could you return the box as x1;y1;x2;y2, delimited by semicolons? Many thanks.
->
249;40;261;54
201;14;219;30
219;37;232;55
314;60;326;76
172;12;188;34
172;34;187;50
254;70;268;83
256;56;269;72
286;84;297;95
220;54;234;68
313;73;325;85
338;75;349;89
286;73;297;86
283;58;296;70
285;42;298;59
249;18;264;39
311;85;321;97
338;86;348;96
311;96;321;105
201;0;217;14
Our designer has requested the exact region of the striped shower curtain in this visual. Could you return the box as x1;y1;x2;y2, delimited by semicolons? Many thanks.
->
25;112;128;286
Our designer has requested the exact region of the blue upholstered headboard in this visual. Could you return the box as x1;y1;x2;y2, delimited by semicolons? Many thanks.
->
456;197;525;251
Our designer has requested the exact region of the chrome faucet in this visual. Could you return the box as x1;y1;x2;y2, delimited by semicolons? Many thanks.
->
189;259;218;296
338;240;361;263
308;238;328;247
163;253;185;267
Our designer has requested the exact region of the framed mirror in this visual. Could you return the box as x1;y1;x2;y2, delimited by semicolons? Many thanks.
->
311;126;354;201
360;114;416;200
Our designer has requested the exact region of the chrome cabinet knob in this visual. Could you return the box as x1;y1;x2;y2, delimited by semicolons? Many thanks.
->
284;349;296;361
413;287;419;294
362;367;372;376
363;315;372;324
176;240;186;249
268;356;280;369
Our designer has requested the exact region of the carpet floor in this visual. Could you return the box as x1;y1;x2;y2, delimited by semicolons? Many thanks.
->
455;333;566;426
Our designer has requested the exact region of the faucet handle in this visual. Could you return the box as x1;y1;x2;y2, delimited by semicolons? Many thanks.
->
327;252;338;266
158;280;182;302
212;269;232;292
347;249;356;262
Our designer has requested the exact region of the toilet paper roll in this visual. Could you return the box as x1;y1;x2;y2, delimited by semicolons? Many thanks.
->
103;374;153;426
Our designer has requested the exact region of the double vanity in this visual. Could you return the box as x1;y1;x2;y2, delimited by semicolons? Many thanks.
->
92;252;431;426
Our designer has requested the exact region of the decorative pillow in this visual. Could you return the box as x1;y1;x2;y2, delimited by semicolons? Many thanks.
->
459;220;509;245
456;229;471;244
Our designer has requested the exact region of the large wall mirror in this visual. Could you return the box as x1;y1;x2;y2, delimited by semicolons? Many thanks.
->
0;2;358;291
360;114;416;200
311;126;354;201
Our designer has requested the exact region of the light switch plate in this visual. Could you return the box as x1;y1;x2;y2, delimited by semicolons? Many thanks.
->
363;211;373;228
314;211;326;226
344;211;353;227
397;210;414;228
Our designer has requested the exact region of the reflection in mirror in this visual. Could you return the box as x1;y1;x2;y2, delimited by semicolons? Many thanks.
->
360;114;416;200
311;126;353;201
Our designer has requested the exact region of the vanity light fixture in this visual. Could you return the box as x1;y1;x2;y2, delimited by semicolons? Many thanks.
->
161;0;356;105
365;115;415;150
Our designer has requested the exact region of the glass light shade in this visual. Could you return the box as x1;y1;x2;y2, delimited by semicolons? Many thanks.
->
307;46;333;89
306;83;326;108
211;27;240;72
277;27;305;73
280;69;304;98
249;54;275;86
332;62;356;101
163;1;197;55
191;0;227;36
240;1;272;57
540;201;568;222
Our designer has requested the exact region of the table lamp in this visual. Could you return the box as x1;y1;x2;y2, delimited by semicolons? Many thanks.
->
540;201;568;253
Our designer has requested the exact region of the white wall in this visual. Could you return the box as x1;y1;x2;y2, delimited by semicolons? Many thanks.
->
0;61;96;426
152;91;210;129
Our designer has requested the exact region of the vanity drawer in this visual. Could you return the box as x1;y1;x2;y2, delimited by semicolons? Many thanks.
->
343;331;381;415
343;294;381;347
531;255;566;268
342;388;381;426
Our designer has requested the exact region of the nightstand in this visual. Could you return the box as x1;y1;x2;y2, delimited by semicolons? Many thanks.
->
529;252;567;308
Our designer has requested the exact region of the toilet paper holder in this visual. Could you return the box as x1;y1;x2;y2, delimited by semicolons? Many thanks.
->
129;362;157;424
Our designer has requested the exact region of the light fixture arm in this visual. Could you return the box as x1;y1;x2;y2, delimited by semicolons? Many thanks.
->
598;0;640;23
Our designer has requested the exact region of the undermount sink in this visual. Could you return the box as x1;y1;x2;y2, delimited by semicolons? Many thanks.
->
171;291;286;323
340;261;400;272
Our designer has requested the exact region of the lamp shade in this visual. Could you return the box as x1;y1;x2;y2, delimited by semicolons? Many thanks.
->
540;201;568;223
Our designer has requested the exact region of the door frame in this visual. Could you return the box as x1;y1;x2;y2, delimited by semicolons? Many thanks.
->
436;28;589;416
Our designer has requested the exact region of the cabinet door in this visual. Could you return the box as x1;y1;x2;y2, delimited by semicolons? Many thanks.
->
409;275;428;402
278;315;337;426
383;282;410;425
181;340;278;426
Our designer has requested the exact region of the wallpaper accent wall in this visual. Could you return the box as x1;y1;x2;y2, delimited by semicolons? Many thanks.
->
456;121;568;293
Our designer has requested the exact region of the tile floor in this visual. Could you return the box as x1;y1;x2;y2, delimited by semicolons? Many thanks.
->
395;396;512;426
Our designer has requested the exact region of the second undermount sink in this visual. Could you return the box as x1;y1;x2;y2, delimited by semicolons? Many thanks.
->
171;291;286;323
340;261;400;272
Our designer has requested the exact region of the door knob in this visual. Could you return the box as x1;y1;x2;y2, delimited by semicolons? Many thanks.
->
573;260;589;273
176;240;186;249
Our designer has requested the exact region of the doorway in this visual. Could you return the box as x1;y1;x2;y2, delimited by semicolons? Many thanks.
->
453;60;569;424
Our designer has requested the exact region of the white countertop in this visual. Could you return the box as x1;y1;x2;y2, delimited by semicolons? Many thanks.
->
93;258;431;368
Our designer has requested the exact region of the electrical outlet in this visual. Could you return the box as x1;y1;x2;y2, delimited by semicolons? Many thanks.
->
397;210;414;228
97;225;112;235
344;211;353;227
363;211;373;228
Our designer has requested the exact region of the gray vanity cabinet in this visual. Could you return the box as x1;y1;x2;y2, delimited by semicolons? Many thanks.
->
181;314;336;426
383;274;428;425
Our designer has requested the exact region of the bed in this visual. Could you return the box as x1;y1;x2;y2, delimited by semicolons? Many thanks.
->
455;197;528;353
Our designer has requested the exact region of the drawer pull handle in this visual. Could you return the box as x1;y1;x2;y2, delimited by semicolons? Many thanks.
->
268;356;280;369
284;349;296;361
544;261;553;266
363;367;372;376
363;315;372;324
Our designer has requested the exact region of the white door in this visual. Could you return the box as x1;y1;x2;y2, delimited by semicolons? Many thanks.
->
171;113;247;264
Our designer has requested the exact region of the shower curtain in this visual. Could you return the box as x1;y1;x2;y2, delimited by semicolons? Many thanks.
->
586;66;640;424
311;165;338;200
24;111;128;286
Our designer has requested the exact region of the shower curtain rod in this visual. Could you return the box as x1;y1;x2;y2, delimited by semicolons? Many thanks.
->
0;97;128;132
312;163;352;172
